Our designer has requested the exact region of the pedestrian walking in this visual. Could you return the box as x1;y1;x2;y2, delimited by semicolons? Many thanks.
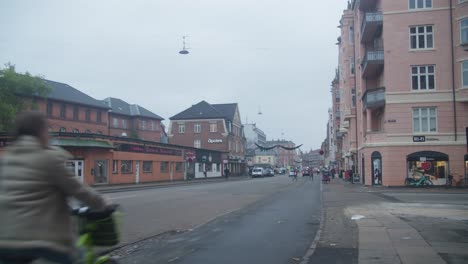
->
224;167;230;179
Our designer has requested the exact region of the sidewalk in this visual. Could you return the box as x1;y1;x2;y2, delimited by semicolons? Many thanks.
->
311;179;468;264
93;176;251;193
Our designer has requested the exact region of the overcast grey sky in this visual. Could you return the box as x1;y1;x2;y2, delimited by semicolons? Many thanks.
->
0;0;346;151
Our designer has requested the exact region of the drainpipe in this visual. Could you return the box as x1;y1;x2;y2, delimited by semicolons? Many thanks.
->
449;0;458;141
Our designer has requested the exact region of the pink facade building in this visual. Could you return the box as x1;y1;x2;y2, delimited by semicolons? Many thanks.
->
332;0;468;186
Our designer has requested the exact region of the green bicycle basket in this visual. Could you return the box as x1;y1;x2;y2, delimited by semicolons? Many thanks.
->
84;211;122;246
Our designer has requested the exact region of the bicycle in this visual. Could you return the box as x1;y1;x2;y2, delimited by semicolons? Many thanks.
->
404;175;433;187
445;174;454;188
72;204;121;264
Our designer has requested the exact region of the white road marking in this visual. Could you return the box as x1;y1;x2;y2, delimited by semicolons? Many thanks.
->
108;195;137;200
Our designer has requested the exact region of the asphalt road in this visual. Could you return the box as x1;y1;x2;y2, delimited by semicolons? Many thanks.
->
107;175;322;264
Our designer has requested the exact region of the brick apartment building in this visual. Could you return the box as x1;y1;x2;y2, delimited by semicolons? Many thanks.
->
0;79;230;185
168;101;247;176
329;0;468;186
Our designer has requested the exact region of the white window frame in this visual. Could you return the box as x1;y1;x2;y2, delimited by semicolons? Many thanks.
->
210;123;217;133
194;123;201;133
113;118;119;128
194;139;201;148
141;120;147;130
413;107;437;133
461;18;468;45
178;124;185;134
411;65;435;90
409;0;432;9
462;61;468;88
151;121;155;131
410;25;433;50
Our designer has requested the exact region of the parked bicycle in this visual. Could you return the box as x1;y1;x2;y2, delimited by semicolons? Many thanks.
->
72;204;121;264
404;175;433;187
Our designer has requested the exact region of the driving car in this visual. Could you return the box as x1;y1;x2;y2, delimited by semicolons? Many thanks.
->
266;168;275;177
289;169;297;177
251;167;265;178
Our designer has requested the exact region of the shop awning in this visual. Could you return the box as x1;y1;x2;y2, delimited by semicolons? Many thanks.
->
50;138;114;149
407;151;449;161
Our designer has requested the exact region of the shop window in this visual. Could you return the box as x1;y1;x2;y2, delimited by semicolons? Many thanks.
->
371;151;382;185
121;160;132;174
160;161;169;173
72;129;79;133
175;162;183;172
143;161;152;173
59;127;66;133
85;130;91;134
407;151;449;185
112;160;118;173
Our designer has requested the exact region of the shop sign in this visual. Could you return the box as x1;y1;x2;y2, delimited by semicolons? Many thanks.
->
413;136;426;142
208;139;223;144
117;143;182;156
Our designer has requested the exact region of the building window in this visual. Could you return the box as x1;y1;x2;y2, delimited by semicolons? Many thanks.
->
73;106;79;121
97;131;103;134
410;25;433;49
151;121;155;131
461;18;468;44
85;109;91;122
413;107;437;133
463;61;468;88
85;130;91;134
141;120;146;130
121;160;133;173
72;129;79;133
113;118;119;128
143;161;152;173
97;111;102;123
175;162;183;172
409;0;432;9
349;26;354;43
60;104;66;118
122;119;127;129
59;127;66;133
194;139;201;148
160;162;169;173
194;123;201;133
350;58;355;75
351;88;356;107
210;123;217;132
411;65;435;90
46;101;53;117
112;160;118;173
178;124;185;133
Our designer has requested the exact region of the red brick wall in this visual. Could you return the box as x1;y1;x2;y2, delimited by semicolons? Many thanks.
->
169;120;228;151
109;114;162;142
35;99;108;134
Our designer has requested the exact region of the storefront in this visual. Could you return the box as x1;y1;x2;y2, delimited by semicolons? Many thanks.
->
193;149;223;178
406;151;449;186
371;151;382;186
465;154;468;185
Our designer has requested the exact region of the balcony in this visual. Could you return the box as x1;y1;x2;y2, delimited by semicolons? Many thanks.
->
344;108;357;120
361;12;383;43
361;50;384;78
354;0;377;11
362;87;385;110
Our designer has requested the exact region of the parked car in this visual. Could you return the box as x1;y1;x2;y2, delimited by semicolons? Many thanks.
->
251;167;265;178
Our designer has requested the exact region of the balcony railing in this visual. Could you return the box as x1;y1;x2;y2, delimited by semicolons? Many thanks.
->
361;12;383;43
362;87;385;110
361;50;384;78
354;0;377;11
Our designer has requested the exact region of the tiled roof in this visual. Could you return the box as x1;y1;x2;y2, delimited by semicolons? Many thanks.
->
44;80;110;109
170;101;237;120
103;97;164;120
